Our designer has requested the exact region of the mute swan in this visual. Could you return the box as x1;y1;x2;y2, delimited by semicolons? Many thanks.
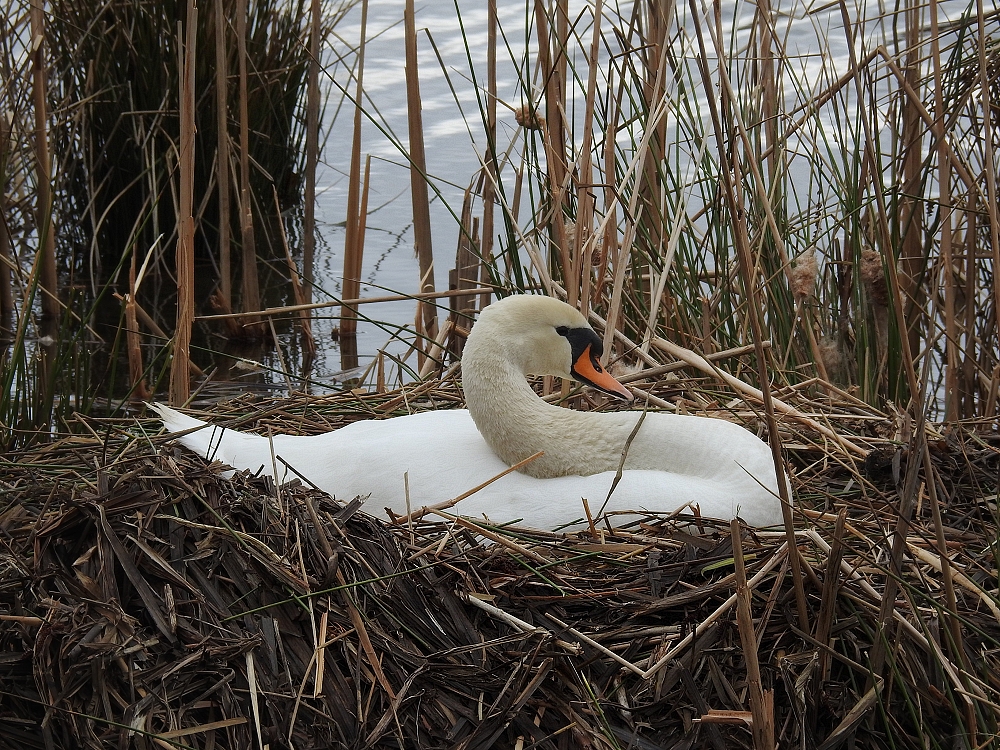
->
153;294;786;528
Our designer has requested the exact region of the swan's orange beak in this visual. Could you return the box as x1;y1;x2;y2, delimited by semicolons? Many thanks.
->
572;344;634;402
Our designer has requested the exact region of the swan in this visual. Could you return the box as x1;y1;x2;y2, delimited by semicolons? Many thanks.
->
153;294;786;528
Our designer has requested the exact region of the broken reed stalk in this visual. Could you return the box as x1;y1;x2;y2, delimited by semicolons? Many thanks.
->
688;0;808;631
125;252;148;401
814;509;847;685
449;185;480;356
731;520;774;750
303;0;321;309
341;0;368;339
170;3;197;406
237;0;261;324
342;155;370;339
214;0;231;309
404;0;438;343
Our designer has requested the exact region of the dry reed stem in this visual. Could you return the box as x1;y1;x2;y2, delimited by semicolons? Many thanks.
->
0;112;14;333
302;0;321;309
214;0;231;309
479;0;498;315
1;383;997;746
29;0;58;323
236;0;260;323
198;286;496;321
125;253;148;401
731;520;773;750
977;0;1000;363
341;0;368;339
395;450;544;524
274;187;315;356
404;0;438;342
170;4;197;406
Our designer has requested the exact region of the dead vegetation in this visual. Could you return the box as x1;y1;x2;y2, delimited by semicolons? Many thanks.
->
1;378;998;749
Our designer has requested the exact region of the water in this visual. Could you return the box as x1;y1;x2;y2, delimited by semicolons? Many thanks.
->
276;0;971;392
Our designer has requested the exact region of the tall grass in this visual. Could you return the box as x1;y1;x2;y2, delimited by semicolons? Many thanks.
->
419;0;998;424
0;0;346;446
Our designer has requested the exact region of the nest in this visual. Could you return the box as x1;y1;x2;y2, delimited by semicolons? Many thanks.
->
1;378;998;749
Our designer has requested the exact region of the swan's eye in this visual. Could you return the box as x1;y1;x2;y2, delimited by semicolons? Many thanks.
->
555;325;569;336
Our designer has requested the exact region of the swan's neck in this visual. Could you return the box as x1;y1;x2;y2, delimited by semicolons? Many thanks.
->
462;344;627;478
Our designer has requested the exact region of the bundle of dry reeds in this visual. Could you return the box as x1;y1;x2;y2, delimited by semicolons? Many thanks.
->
1;377;997;749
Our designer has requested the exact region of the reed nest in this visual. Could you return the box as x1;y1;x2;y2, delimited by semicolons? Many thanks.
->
1;375;998;749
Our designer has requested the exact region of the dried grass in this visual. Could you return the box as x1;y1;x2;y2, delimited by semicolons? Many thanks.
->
1;377;997;749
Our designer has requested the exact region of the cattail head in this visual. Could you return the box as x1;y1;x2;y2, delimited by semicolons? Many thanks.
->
514;105;545;131
860;248;889;308
818;335;849;383
563;220;576;248
790;249;818;300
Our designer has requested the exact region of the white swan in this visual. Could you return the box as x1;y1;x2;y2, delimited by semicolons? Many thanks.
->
153;294;786;528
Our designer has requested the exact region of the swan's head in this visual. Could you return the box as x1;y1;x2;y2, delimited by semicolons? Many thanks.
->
465;295;633;402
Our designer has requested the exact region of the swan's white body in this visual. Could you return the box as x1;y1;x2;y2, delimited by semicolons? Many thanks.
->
154;295;787;528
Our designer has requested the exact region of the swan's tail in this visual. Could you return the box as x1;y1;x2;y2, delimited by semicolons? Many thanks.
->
150;402;286;482
150;402;236;463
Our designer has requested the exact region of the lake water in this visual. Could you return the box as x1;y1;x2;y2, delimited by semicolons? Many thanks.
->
287;0;967;391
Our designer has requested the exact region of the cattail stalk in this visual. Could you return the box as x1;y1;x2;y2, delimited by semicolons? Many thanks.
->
214;0;231;309
170;3;197;406
404;0;438;342
341;155;370;338
689;0;808;631
237;0;260;323
303;0;320;308
30;1;58;323
478;0;497;314
0;112;12;336
342;0;368;338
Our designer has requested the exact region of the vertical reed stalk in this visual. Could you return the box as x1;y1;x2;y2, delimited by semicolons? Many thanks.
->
731;521;775;750
237;0;261;324
572;0;602;318
837;0;921;405
978;0;1000;409
450;186;479;357
171;4;197;406
689;0;808;631
341;0;367;338
0;112;12;336
814;509;847;685
274;186;315;359
404;0;438;341
897;0;925;363
534;0;569;295
303;0;320;308
930;0;958;422
341;154;370;343
29;1;58;323
478;0;497;314
214;0;232;309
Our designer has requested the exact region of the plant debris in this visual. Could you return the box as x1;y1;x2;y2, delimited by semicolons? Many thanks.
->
1;379;998;749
